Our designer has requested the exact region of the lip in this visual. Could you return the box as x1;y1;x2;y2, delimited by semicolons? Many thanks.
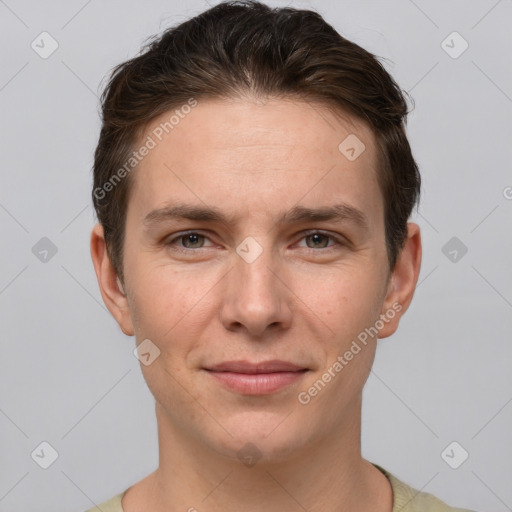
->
206;359;306;373
204;360;308;395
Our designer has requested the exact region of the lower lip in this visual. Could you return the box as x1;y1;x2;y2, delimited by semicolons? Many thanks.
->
206;370;308;395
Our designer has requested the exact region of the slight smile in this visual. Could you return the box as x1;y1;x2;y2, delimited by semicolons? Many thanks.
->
203;360;309;395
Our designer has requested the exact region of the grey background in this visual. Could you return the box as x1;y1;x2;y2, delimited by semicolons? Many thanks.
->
0;0;511;511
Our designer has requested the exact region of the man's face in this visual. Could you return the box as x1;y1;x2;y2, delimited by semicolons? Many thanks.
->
116;96;399;460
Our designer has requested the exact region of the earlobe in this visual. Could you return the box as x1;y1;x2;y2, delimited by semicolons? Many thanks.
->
378;222;422;339
90;224;134;336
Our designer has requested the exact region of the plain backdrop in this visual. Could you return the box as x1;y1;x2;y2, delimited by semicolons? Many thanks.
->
0;1;511;511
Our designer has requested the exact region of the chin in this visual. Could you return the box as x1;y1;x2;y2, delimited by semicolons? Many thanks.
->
204;411;312;465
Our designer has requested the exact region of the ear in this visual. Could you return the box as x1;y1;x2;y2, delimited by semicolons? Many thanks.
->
378;222;422;339
90;223;134;336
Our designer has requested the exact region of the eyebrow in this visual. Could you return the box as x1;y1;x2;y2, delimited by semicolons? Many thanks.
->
143;202;370;232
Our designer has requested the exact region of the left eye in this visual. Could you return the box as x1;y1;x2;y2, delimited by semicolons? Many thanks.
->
298;231;340;249
166;231;342;251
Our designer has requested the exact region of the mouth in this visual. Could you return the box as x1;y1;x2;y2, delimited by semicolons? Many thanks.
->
203;360;309;395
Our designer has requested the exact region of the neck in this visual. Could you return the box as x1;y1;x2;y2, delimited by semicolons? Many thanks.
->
125;396;393;512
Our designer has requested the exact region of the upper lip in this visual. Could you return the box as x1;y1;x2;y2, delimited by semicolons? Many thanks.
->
205;360;307;374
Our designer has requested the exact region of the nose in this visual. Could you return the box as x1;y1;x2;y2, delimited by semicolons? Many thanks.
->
219;241;293;338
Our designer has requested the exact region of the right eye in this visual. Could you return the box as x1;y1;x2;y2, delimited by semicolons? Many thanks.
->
165;231;215;251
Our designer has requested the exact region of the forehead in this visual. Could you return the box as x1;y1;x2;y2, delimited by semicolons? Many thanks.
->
128;96;383;231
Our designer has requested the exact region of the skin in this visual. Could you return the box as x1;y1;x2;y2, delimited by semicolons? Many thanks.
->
91;95;421;512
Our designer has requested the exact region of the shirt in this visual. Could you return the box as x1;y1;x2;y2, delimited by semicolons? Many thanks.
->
83;463;476;512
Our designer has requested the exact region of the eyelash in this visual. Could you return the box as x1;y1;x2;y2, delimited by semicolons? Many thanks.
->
165;230;345;254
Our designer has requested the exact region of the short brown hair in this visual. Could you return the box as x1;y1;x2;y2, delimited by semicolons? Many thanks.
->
92;0;420;283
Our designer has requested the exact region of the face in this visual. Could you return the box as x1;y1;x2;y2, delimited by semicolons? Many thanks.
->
93;96;419;463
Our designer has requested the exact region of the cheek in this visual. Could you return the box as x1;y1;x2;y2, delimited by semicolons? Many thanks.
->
297;274;383;410
126;260;214;350
295;263;385;332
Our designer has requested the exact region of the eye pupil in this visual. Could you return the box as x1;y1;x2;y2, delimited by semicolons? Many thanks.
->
183;233;203;248
307;233;328;248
